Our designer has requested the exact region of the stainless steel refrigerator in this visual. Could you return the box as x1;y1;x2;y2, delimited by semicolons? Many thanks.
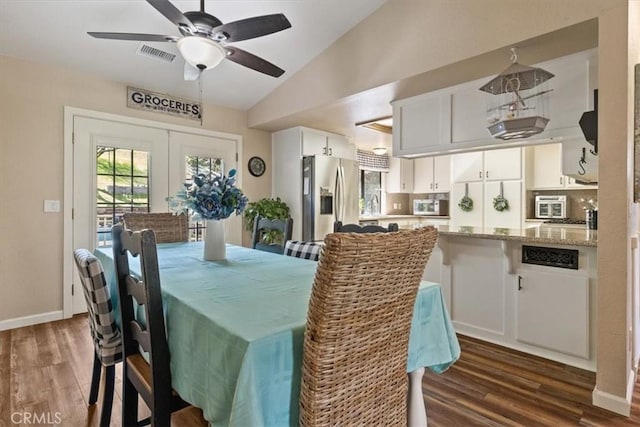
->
302;156;360;241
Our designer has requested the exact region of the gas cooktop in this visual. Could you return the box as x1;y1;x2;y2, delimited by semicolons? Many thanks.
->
543;218;587;225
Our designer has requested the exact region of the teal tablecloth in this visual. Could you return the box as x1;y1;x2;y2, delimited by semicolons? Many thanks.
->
96;242;460;427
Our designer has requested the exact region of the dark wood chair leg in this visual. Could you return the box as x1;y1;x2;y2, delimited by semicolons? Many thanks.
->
89;353;101;405
122;374;139;427
99;365;115;427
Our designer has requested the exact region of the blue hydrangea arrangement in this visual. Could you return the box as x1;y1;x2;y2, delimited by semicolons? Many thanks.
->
168;169;248;221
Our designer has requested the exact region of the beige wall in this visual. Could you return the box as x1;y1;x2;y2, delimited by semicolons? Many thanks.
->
249;0;624;128
0;55;271;322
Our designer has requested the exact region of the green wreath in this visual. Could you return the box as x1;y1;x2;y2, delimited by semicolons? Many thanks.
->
493;182;509;212
458;196;473;212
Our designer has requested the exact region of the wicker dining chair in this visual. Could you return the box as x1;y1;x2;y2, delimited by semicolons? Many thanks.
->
333;220;399;233
112;224;191;426
123;212;189;243
300;226;439;427
73;249;122;427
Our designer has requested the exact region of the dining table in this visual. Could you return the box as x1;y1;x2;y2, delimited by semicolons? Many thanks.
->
95;242;460;427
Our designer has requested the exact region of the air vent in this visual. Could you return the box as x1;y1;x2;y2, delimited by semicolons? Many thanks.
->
522;245;579;270
136;43;176;63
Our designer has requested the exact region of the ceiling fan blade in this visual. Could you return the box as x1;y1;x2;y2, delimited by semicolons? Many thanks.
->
224;47;285;77
88;32;179;42
184;62;201;81
214;14;291;43
146;0;197;33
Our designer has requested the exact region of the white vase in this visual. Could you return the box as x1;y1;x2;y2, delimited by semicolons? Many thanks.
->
204;220;226;261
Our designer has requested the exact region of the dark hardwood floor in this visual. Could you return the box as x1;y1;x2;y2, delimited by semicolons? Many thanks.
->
1;315;640;426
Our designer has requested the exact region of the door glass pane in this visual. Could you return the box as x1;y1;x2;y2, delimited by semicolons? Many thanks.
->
184;155;224;241
96;145;150;247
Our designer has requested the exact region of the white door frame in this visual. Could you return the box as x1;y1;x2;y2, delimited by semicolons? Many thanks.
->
63;107;243;319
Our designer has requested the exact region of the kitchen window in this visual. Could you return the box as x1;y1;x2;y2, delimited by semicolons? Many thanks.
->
360;170;383;215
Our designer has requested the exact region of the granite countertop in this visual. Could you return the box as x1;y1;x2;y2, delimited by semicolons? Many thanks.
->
432;225;597;247
359;214;450;220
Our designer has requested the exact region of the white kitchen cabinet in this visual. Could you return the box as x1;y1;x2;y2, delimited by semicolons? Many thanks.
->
449;82;491;143
387;157;414;193
392;49;596;157
526;142;597;189
452;148;520;183
450;148;523;229
450;238;505;335
483;181;522;229
516;268;589;358
413;155;451;193
301;128;356;160
392;90;451;156
450;181;484;228
451;152;484;183
484;148;521;181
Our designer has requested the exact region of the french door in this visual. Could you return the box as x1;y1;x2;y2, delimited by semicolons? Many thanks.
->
72;116;238;314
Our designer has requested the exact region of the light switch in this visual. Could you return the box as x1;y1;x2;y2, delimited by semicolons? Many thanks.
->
44;200;60;213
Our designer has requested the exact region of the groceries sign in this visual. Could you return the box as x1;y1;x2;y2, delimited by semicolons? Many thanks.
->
127;87;201;121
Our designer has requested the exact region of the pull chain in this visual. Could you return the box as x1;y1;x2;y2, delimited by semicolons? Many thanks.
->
198;70;203;127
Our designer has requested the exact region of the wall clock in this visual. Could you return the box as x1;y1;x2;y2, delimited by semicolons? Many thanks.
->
248;156;266;177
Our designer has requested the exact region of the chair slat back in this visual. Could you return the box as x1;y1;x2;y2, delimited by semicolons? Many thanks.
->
333;220;399;233
123;212;189;243
251;216;293;254
112;224;172;402
300;226;439;426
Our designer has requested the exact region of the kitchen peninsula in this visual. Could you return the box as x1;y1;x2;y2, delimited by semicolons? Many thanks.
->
424;225;597;371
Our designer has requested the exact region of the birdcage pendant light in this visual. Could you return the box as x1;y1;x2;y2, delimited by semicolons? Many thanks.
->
480;48;555;140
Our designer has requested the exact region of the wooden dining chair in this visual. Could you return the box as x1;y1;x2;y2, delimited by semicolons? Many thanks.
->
299;226;439;426
333;220;399;233
112;224;190;426
73;249;122;427
251;215;293;254
123;212;189;243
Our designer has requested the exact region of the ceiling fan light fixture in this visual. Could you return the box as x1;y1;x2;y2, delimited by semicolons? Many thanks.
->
372;147;388;156
177;36;225;70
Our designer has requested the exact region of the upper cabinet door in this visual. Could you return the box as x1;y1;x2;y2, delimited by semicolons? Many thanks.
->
451;152;483;183
532;143;563;189
450;83;491;144
327;135;356;160
484;148;521;181
302;129;328;157
433;155;451;192
413;157;434;193
392;91;451;155
387;157;414;193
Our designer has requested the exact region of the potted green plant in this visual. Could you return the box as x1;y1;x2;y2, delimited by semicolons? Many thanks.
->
244;197;291;245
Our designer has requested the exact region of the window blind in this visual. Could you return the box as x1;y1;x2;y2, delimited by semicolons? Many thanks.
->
357;149;389;172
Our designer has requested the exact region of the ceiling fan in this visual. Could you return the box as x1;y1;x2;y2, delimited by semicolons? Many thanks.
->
88;0;291;80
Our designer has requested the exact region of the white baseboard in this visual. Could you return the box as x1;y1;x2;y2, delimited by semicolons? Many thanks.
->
592;371;635;417
0;311;64;331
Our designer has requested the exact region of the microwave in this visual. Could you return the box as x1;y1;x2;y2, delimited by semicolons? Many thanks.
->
413;199;449;216
535;195;568;219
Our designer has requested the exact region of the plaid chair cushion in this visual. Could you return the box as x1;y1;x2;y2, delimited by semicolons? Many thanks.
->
73;249;123;366
284;240;323;261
